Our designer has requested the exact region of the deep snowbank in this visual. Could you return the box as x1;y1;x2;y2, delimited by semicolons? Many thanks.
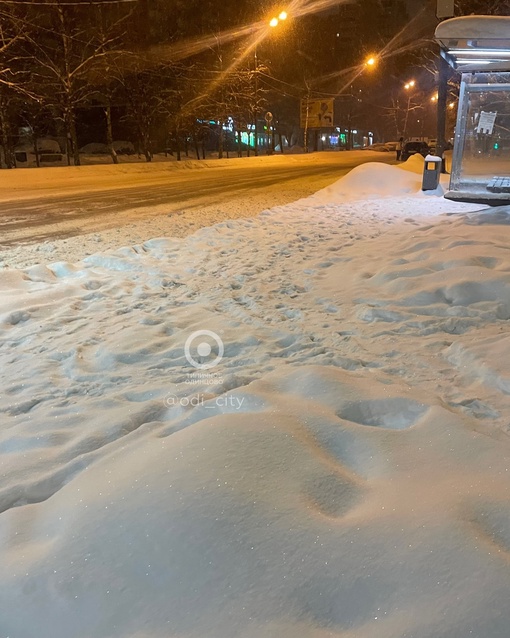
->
2;161;510;637
310;159;423;202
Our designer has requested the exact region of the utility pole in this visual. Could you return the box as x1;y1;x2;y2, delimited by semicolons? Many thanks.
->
436;0;454;172
403;92;412;139
347;84;353;150
254;48;259;156
303;82;311;153
436;53;449;169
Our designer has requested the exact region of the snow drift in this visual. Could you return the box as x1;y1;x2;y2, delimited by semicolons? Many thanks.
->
2;161;510;638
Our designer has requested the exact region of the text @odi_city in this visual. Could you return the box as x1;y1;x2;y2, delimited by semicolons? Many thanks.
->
165;393;245;410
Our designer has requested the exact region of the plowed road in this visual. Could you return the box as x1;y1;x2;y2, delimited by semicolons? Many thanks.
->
0;151;394;246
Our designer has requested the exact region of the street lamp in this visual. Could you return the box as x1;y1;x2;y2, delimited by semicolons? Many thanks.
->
342;55;378;150
403;80;416;138
346;85;363;150
254;10;288;155
269;11;288;27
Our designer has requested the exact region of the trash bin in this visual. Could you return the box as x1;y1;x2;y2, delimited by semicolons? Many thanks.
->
422;155;442;191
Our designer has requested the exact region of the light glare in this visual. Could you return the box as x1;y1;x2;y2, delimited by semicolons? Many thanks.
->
457;59;492;65
450;48;510;56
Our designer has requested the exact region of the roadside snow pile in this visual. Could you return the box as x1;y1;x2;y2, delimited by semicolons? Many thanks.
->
400;152;426;172
3;164;510;637
308;158;443;204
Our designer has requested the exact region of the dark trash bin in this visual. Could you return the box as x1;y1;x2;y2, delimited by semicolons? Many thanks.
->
422;156;442;191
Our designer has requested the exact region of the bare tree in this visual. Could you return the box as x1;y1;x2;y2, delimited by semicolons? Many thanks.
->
25;1;131;165
455;0;510;14
87;4;134;164
119;58;173;162
0;4;35;168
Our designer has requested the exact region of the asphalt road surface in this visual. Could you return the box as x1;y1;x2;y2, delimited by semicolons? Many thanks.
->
0;152;394;246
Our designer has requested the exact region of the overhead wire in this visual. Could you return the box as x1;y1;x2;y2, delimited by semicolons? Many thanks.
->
0;0;137;5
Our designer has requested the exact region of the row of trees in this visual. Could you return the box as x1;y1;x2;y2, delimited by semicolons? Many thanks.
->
1;0;506;168
0;0;272;167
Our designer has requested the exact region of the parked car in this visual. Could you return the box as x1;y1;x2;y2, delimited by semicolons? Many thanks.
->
384;141;399;152
401;141;430;161
364;143;389;152
427;138;437;154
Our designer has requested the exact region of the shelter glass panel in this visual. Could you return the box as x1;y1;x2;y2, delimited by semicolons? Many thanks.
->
450;72;510;201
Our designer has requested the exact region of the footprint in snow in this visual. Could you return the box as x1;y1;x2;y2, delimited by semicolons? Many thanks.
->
337;398;428;430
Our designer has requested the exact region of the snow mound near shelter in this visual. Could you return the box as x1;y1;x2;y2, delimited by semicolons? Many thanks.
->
400;153;426;172
310;162;425;203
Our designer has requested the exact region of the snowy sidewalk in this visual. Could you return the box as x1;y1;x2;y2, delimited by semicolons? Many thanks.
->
1;159;510;638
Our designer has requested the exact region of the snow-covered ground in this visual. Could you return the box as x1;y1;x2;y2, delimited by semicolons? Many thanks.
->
0;150;388;261
2;156;510;637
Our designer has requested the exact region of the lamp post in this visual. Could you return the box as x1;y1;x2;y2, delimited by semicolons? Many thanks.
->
436;54;449;170
403;80;416;139
436;0;455;172
254;47;259;156
345;55;377;150
254;11;288;156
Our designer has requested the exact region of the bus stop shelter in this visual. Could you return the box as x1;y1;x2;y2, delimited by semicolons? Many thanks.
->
435;16;510;204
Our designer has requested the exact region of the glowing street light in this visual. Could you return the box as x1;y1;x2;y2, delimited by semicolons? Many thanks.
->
269;9;288;27
342;54;377;150
402;81;417;138
256;10;289;155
